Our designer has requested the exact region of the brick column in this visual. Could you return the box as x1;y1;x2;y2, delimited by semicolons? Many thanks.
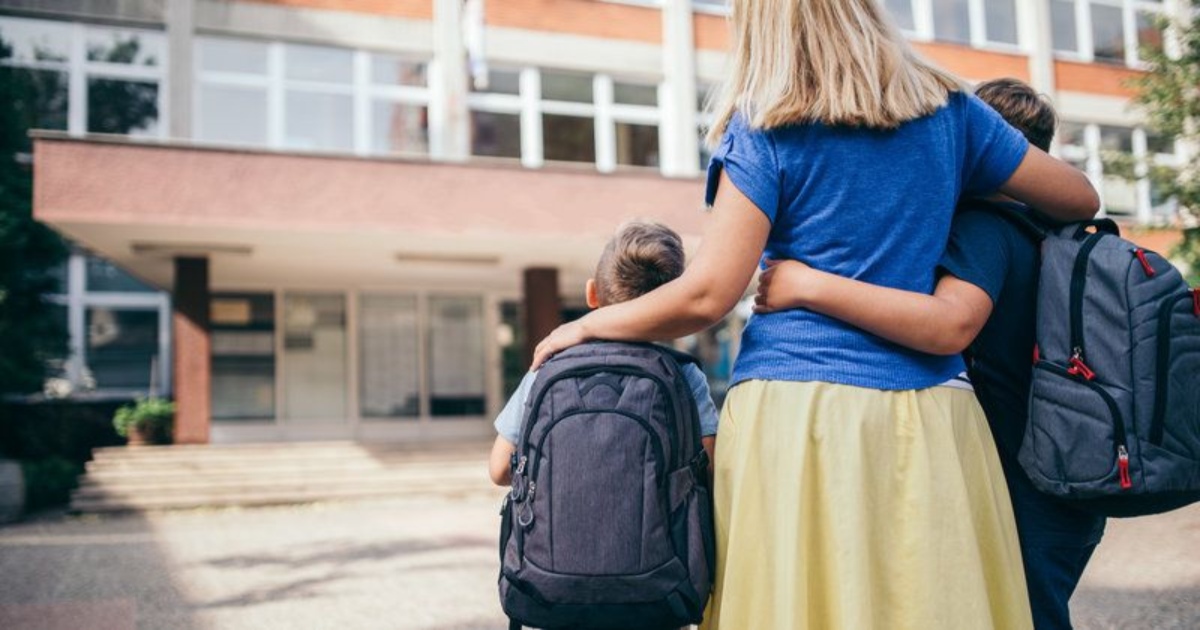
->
173;257;210;444
523;267;562;366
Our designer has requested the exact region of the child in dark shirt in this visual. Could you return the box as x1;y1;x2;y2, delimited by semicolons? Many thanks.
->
753;78;1105;630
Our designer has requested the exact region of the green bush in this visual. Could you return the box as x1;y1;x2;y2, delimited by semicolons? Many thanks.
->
21;457;83;512
113;398;175;444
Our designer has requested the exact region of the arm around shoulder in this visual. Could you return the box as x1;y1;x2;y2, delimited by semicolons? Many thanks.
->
999;146;1100;222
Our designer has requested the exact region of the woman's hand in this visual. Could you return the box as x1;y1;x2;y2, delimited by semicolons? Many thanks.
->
532;319;592;369
753;259;824;314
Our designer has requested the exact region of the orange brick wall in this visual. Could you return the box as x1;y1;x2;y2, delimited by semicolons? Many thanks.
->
244;0;433;19
487;0;661;44
694;12;728;51
913;42;1029;82
1055;60;1140;97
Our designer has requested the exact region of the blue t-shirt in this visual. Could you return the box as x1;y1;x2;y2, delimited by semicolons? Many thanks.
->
939;201;1105;548
493;364;720;443
707;92;1029;390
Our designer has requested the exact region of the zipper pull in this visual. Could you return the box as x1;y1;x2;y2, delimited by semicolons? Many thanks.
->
1067;348;1096;381
1117;445;1132;490
515;456;527;476
1193;288;1199;318
1133;248;1156;277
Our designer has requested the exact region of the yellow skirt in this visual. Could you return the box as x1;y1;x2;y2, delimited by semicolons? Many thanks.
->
700;380;1033;630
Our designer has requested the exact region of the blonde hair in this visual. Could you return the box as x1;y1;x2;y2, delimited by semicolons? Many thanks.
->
594;221;685;306
705;0;963;144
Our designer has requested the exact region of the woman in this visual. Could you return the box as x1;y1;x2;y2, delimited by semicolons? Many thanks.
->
533;1;1099;628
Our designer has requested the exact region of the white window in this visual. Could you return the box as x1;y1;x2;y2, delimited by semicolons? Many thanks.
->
0;16;165;149
1057;121;1180;224
884;0;1021;48
1049;0;1168;66
466;67;661;173
195;36;430;157
44;253;172;399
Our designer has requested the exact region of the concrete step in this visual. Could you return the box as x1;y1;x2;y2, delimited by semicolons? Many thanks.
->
88;441;489;464
75;465;486;492
71;440;500;514
71;483;507;513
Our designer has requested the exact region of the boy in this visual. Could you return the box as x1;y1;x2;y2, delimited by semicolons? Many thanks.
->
754;79;1105;630
489;220;719;486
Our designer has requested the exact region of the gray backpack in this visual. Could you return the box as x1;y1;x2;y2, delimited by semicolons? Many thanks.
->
1014;214;1200;517
499;341;715;630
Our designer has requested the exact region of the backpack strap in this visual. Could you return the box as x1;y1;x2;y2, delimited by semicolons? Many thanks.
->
508;619;521;630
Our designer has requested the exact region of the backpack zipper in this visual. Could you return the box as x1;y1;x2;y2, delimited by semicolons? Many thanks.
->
1037;361;1131;490
1150;292;1194;446
1068;233;1105;374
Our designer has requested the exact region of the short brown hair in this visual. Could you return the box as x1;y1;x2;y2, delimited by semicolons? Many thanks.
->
974;78;1057;152
594;221;685;305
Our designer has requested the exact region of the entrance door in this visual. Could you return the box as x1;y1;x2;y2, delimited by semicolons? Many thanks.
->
282;293;348;428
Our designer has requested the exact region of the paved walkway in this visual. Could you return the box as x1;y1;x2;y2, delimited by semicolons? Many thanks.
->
0;493;1196;629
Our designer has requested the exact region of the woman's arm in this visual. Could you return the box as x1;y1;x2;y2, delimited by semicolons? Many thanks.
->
754;260;994;355
999;146;1100;222
532;171;771;367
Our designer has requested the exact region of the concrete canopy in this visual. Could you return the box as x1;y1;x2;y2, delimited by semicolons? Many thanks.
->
33;134;710;295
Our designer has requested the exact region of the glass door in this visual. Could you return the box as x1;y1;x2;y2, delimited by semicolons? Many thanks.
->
283;293;347;423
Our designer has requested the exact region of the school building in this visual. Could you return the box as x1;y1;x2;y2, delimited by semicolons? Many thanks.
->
5;0;1194;444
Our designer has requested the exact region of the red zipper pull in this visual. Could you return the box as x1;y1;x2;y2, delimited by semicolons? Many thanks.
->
1117;445;1132;490
1032;343;1040;365
1067;349;1096;381
1134;248;1156;277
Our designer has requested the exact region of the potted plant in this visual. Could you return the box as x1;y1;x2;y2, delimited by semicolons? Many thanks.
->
113;398;175;446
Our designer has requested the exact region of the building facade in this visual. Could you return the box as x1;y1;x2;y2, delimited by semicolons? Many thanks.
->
4;0;1193;443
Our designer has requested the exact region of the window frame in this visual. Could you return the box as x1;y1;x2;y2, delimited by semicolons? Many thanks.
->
1055;120;1182;223
1048;0;1170;67
194;36;431;157
0;16;167;140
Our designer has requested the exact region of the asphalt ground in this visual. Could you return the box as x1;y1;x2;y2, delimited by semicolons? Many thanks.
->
0;493;1196;629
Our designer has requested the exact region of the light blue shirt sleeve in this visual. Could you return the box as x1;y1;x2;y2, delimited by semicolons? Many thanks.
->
494;371;537;444
683;364;720;436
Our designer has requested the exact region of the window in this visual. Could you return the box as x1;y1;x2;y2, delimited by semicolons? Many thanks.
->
1057;121;1181;223
1050;1;1168;66
0;17;165;148
283;293;347;421
467;67;662;173
211;293;276;421
359;295;420;419
195;36;430;156
885;0;1019;47
427;296;486;417
86;307;161;390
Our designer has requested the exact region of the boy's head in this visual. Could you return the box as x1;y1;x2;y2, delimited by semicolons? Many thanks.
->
587;221;685;308
974;78;1057;152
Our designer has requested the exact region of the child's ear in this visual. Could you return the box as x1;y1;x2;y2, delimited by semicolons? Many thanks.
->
585;279;600;309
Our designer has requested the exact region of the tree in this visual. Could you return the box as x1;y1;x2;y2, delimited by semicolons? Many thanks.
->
0;37;69;395
1127;12;1200;282
0;33;159;395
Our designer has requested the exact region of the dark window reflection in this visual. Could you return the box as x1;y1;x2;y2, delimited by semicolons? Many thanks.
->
616;122;659;167
86;257;154;293
541;70;593;103
471;111;522;158
86;307;160;390
543;114;594;163
1;66;68;151
87;78;158;135
211;293;276;421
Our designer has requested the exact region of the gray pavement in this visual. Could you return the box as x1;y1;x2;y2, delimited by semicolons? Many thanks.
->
0;492;1196;629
